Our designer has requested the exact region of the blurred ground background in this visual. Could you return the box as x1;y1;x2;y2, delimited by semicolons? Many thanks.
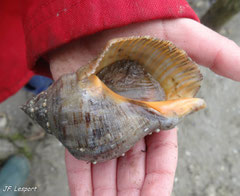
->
0;0;239;195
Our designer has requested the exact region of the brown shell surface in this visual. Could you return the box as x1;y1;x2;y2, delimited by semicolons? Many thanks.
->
46;74;175;162
21;36;205;163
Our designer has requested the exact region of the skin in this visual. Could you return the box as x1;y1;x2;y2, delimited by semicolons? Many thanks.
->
49;19;240;196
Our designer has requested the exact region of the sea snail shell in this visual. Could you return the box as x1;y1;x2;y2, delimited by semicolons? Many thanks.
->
21;36;206;163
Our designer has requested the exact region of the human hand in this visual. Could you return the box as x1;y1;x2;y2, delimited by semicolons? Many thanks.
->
49;18;240;196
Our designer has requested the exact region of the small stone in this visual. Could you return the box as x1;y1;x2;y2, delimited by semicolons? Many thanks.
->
219;28;227;35
188;164;195;172
205;185;216;196
148;132;152;135
220;165;225;171
185;150;191;156
174;177;178;183
46;122;50;128
232;177;237;183
121;153;125;157
232;149;238;154
196;1;204;8
45;109;48;113
105;133;112;140
0;139;17;160
79;148;85;152
110;143;116;148
42;102;47;107
144;128;149;132
155;129;160;133
0;113;8;128
92;161;97;164
30;108;34;113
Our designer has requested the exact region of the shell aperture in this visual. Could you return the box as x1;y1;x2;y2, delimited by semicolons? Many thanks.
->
97;59;166;101
21;36;206;163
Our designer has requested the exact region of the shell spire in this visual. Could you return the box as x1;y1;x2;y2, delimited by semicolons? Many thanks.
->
20;91;51;133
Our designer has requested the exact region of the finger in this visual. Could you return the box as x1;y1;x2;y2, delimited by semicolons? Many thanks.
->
92;159;117;196
65;150;92;196
117;139;146;196
162;19;240;81
50;18;240;81
89;19;240;81
141;128;178;196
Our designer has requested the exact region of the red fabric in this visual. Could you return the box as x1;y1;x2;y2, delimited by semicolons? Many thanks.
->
0;0;34;103
0;0;199;103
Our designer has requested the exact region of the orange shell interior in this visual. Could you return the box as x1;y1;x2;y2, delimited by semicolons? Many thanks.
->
77;36;206;118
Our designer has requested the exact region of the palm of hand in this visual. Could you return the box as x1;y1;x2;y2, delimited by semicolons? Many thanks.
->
66;129;177;196
49;19;240;196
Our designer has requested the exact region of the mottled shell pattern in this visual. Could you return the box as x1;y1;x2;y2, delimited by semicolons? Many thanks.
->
21;36;206;163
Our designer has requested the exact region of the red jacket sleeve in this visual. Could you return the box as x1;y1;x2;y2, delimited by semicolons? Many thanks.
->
0;0;199;102
0;0;34;103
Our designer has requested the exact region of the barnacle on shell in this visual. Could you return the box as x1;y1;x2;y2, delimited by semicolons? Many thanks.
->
21;36;206;163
